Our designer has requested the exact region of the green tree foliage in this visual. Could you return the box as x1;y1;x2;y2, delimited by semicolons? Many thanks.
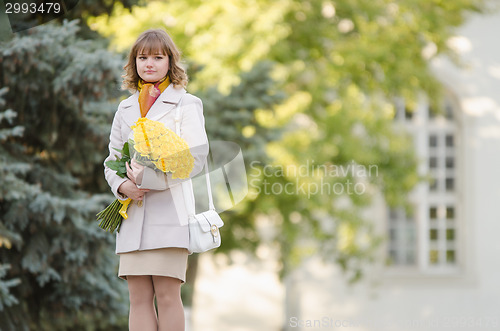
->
198;61;286;251
181;61;286;306
89;0;486;281
0;20;129;330
0;88;22;316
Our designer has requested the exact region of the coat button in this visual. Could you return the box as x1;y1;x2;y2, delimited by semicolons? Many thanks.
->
137;200;143;207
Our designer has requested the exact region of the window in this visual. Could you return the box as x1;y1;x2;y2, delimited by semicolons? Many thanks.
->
388;95;461;272
387;208;417;265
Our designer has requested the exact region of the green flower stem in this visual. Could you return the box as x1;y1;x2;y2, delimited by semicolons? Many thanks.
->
96;199;123;233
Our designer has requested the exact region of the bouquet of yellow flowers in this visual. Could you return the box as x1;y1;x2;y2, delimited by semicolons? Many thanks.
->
97;118;194;233
130;117;194;179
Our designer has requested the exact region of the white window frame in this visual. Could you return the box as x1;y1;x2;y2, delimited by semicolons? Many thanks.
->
385;91;465;277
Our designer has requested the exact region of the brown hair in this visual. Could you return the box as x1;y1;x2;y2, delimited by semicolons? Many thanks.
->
122;29;188;92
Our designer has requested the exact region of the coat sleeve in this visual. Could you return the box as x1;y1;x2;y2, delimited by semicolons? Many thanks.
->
137;95;209;190
104;105;129;200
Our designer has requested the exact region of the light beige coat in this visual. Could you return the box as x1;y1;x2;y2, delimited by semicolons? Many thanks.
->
104;84;209;254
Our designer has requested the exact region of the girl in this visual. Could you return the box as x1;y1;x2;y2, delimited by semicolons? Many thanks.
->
104;29;209;331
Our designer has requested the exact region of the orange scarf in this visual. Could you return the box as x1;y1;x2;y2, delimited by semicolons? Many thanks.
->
137;77;170;117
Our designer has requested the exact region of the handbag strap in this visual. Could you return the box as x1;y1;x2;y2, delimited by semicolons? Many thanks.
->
175;97;215;217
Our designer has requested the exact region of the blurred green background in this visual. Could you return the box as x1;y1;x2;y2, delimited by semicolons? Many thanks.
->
0;0;489;330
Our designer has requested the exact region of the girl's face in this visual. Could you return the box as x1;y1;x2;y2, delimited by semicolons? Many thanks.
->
136;50;169;83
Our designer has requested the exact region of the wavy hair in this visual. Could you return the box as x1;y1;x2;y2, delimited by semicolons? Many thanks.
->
122;29;188;92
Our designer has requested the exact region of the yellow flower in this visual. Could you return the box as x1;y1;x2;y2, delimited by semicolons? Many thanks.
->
131;117;195;179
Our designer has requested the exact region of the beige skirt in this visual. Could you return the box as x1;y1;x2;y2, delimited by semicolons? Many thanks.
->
118;247;189;282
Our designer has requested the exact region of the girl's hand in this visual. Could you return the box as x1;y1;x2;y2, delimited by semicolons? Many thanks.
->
126;159;145;185
117;180;150;200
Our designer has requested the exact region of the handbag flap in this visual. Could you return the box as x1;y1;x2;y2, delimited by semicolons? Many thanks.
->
192;210;224;232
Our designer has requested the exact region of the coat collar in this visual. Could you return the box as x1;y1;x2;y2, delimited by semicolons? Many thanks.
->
121;84;187;127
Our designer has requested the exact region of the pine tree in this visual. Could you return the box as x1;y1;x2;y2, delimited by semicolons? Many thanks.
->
0;87;22;319
0;20;130;330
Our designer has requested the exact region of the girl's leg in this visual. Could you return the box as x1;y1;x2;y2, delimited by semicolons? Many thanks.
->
127;275;157;331
152;275;185;331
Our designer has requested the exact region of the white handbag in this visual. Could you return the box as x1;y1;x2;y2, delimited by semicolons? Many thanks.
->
175;98;224;254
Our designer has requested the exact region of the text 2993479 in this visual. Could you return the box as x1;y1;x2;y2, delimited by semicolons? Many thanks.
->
5;2;61;14
2;1;79;34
